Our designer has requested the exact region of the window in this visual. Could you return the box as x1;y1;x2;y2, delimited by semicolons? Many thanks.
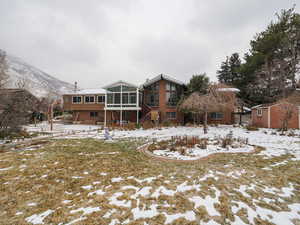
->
114;93;121;104
166;82;180;106
84;96;95;103
257;109;262;116
145;82;159;106
129;93;136;104
97;95;105;103
72;96;82;104
90;112;98;117
166;112;176;119
122;93;129;104
210;112;224;120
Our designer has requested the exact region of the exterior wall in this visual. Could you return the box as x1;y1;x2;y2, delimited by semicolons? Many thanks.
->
252;108;269;128
63;95;105;111
144;79;184;124
270;104;299;129
73;110;105;124
207;110;234;125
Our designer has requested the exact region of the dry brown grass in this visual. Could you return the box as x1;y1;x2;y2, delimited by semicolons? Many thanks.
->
0;138;299;224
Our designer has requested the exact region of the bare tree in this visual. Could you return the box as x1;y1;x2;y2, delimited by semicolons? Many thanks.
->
0;49;9;89
180;84;238;134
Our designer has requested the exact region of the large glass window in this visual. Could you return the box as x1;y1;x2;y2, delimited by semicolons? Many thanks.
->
114;93;121;104
72;96;82;103
129;93;136;104
84;96;95;103
107;93;113;104
145;82;159;106
166;82;181;106
122;93;129;104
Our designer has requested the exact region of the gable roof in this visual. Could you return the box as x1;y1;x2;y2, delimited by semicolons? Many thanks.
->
142;74;185;87
102;80;138;89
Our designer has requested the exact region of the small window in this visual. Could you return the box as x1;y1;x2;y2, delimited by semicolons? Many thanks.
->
97;95;105;103
90;112;98;117
85;96;95;103
210;112;223;120
257;109;262;116
166;112;176;119
72;96;82;104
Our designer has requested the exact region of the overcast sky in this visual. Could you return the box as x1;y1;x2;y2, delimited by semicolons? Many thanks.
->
0;1;299;88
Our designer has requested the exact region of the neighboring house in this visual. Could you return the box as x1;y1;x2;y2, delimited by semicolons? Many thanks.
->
251;91;300;129
141;74;185;123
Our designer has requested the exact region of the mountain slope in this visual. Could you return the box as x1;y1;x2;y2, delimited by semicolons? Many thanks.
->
5;53;74;98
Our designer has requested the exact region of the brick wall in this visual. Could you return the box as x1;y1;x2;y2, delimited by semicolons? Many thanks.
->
270;104;299;129
146;79;184;123
252;108;269;128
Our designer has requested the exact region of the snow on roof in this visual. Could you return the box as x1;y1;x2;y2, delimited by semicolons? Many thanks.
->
143;74;185;87
102;80;138;89
66;88;106;95
217;88;240;92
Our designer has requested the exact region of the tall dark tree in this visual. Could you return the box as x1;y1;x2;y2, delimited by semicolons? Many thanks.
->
187;73;210;95
217;53;241;87
217;7;300;105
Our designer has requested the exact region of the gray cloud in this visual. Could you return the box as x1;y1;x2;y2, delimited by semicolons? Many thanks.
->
0;0;299;88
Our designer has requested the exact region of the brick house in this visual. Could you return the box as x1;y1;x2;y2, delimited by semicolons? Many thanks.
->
141;74;185;123
62;75;240;125
251;92;300;129
63;75;185;125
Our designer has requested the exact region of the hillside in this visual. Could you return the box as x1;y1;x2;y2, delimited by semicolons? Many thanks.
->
4;53;74;98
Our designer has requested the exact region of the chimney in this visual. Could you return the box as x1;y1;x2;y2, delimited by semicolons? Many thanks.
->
74;81;78;92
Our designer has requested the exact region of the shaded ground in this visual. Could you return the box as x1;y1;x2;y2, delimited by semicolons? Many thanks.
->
1;136;300;225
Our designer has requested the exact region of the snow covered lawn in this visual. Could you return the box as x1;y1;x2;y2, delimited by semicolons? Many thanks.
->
0;125;299;224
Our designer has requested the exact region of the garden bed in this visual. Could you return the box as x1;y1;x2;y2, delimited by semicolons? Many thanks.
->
146;133;255;161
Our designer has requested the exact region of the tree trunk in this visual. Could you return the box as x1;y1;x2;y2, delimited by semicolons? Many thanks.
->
203;111;208;134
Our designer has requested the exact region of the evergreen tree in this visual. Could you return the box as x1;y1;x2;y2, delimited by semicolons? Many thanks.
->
217;53;241;87
187;73;210;95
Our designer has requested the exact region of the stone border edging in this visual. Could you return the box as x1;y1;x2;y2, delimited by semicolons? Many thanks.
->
137;143;262;163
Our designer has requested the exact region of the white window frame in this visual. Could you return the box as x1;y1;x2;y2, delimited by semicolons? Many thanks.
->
166;112;177;119
257;109;262;117
72;96;82;104
84;95;95;104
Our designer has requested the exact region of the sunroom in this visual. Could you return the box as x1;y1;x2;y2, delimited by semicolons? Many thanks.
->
102;80;141;126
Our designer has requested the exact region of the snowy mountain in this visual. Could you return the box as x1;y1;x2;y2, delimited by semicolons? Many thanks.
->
5;53;74;98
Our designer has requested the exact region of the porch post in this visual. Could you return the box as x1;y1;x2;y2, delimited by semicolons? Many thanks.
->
120;110;122;126
104;109;107;127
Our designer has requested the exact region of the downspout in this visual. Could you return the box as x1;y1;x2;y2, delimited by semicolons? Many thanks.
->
268;106;271;128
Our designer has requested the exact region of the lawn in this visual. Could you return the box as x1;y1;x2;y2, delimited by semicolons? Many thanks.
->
0;125;300;225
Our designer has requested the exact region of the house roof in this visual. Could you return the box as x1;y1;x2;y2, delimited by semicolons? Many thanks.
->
102;80;138;89
142;74;185;87
65;88;106;95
